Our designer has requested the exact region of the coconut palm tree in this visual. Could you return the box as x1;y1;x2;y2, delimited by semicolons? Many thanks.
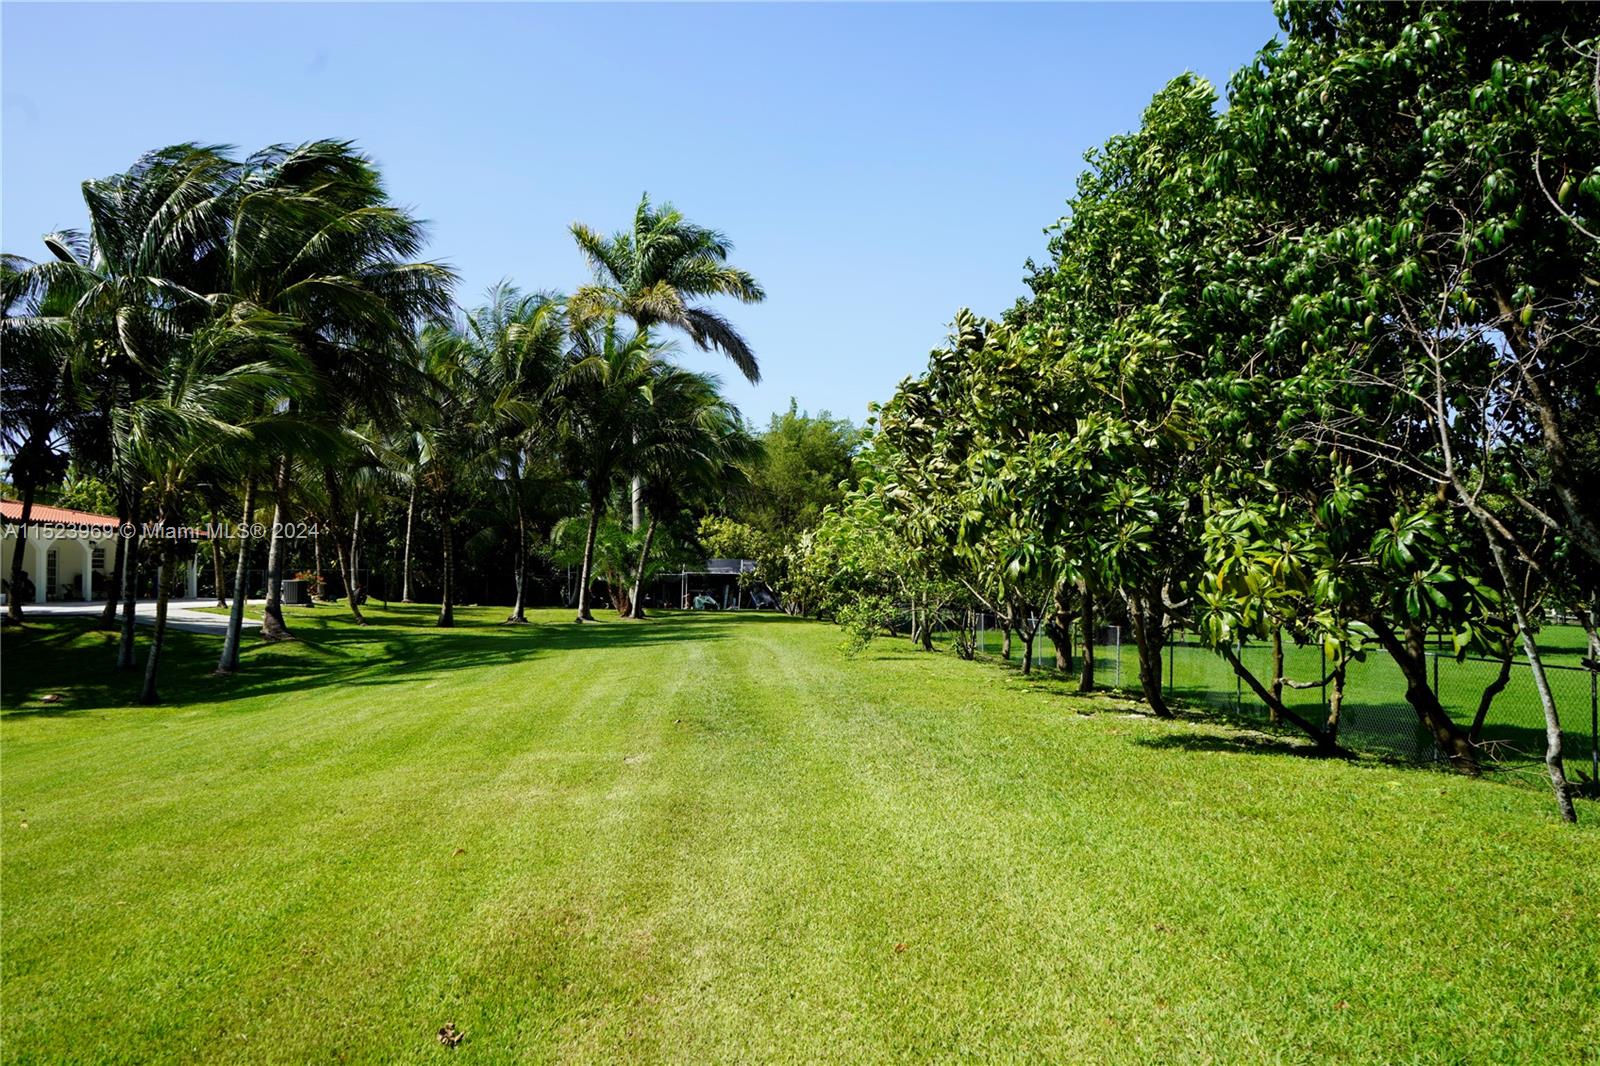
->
123;308;310;703
1;254;79;621
462;284;567;622
624;374;758;618
22;145;239;664
545;318;677;622
223;140;455;629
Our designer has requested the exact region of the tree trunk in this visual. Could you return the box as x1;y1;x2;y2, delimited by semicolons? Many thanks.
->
1325;651;1346;745
507;467;529;623
260;459;293;641
6;481;37;622
1220;643;1335;751
312;529;324;601
117;513;142;670
216;478;257;675
437;509;455;628
401;479;417;603
1021;624;1035;676
1481;532;1576;821
139;536;174;705
1269;626;1284;725
1078;586;1096;693
1048;581;1074;672
1468;642;1514;744
99;522;126;628
320;465;366;625
209;510;227;607
626;513;658;619
350;509;362;589
1001;622;1013;660
1127;586;1172;717
574;491;601;623
1370;622;1478;772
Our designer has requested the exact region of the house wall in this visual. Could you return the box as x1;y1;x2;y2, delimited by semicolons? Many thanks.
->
0;529;120;602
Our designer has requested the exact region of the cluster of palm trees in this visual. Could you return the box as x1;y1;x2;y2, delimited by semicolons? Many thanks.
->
2;141;764;703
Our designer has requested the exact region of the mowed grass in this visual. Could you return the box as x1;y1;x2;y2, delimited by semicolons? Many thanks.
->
2;606;1597;1064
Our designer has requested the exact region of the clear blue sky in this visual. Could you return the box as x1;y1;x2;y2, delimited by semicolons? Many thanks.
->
3;2;1280;427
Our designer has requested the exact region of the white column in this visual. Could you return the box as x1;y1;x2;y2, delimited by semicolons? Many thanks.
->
187;547;200;599
82;539;95;600
30;536;45;603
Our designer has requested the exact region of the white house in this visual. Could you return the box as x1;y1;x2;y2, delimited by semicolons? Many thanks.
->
0;499;200;603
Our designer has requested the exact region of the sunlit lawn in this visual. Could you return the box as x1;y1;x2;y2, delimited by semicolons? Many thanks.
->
2;606;1596;1063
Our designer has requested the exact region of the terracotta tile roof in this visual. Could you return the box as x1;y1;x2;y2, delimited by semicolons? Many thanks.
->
0;499;122;530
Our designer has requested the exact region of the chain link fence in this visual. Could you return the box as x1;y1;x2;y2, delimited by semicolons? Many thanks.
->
1162;630;1599;786
936;610;1598;786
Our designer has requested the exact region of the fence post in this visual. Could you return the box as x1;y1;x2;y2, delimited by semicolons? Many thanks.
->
1431;649;1439;697
1591;663;1598;785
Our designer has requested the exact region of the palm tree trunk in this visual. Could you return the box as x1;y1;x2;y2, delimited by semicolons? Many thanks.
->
139;537;174;705
6;480;37;622
312;529;324;601
350;509;362;591
260;458;293;641
506;465;529;623
575;491;602;623
216;477;257;675
321;465;366;625
209;509;227;607
627;513;658;619
437;510;455;628
100;523;126;628
402;479;416;602
117;511;142;670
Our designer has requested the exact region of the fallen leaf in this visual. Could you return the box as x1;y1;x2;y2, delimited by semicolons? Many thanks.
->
893;942;908;954
39;694;62;703
437;1022;463;1048
452;848;466;857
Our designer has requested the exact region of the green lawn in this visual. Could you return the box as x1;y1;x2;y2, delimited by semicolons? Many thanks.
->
3;606;1597;1063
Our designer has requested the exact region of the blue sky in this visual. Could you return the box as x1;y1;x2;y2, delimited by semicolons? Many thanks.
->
3;2;1280;427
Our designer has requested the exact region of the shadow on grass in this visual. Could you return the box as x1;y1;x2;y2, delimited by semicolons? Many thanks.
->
1;607;771;715
1131;731;1352;761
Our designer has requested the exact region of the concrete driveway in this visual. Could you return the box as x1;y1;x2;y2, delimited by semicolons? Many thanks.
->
11;598;260;636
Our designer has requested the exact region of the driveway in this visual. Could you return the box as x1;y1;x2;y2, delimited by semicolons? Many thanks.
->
12;598;260;636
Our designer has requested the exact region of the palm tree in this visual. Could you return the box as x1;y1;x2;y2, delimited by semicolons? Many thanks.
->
123;309;309;703
1;254;78;621
223;141;455;629
462;284;566;623
545;318;674;622
624;373;758;618
572;195;767;529
24;145;239;664
570;195;766;382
